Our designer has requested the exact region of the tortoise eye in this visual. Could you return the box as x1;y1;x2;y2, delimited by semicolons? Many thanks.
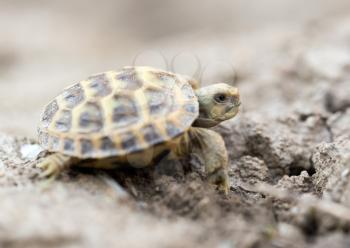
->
214;94;227;103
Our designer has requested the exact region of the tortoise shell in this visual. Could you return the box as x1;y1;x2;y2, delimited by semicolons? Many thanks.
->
37;66;199;158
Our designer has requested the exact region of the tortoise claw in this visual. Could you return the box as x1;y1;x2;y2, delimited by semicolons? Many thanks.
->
37;159;61;180
36;153;72;180
207;168;229;195
36;158;61;190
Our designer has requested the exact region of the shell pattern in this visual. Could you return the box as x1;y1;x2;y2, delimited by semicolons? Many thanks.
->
38;66;199;158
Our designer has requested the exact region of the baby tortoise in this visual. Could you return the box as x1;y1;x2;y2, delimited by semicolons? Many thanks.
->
37;66;240;193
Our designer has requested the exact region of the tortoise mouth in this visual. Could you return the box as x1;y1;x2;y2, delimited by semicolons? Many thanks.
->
225;104;240;118
227;102;241;111
193;103;240;128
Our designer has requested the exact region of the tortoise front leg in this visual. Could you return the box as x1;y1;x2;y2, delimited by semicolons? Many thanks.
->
176;127;229;194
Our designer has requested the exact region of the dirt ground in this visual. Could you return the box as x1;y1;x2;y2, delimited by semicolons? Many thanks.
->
1;1;350;248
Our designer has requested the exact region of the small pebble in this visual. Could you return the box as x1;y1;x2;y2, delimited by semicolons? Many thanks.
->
20;144;44;161
341;169;349;178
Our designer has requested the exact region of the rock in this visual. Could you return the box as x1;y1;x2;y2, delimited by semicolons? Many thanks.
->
328;109;350;139
277;171;313;194
20;144;44;161
312;135;350;205
290;194;350;235
232;113;331;180
253;183;350;237
325;81;350;113
0;133;39;187
230;155;269;185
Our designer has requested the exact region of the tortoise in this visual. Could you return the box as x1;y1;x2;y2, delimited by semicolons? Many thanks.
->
37;66;240;193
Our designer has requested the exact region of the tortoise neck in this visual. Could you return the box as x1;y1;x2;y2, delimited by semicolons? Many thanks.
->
193;88;219;128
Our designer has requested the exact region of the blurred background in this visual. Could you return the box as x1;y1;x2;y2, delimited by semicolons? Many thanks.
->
1;0;350;137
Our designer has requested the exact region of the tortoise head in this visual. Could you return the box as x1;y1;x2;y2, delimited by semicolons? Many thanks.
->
193;83;240;128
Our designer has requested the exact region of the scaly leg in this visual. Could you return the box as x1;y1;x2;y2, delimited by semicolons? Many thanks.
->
36;153;77;180
175;127;229;194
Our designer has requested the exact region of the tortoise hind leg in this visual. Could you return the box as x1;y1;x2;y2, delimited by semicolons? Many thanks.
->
36;153;78;179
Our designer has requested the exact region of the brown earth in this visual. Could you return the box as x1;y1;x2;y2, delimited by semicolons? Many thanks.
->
1;2;350;248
